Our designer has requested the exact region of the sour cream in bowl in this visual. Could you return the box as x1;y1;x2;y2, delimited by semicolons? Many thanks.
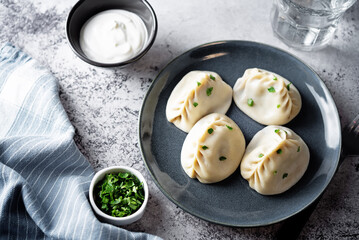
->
80;9;148;64
66;0;157;67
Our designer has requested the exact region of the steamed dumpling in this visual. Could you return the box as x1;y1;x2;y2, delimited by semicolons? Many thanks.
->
166;71;232;132
240;126;309;195
233;68;301;125
181;113;246;183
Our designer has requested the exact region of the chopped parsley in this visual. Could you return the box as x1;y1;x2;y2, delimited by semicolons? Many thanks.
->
226;125;233;130
206;87;213;96
197;81;201;86
209;74;216;80
247;98;254;107
219;156;227;161
277;149;282;154
273;76;277;80
208;128;214;134
287;83;292;91
258;153;264;158
273;170;278;175
94;172;144;218
282;173;288;179
277;104;281;108
201;145;208;150
297;146;301;152
193;102;198;107
268;86;276;93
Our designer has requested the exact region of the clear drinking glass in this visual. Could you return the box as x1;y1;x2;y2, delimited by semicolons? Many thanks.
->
271;0;357;51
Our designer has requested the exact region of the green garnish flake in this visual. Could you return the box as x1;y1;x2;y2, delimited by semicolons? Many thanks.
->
247;98;254;107
275;129;280;133
193;102;198;107
208;128;214;134
273;76;277;80
273;170;278;175
277;149;282;154
197;81;201;86
268;86;276;93
277;104;281;108
297;146;301;152
287;83;292;91
206;87;213;96
94;172;144;218
258;153;264;158
226;125;233;130
219;156;227;161
202;145;208;150
282;173;288;179
209;74;216;80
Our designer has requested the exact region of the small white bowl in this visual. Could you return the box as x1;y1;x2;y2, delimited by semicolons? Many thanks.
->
89;166;149;226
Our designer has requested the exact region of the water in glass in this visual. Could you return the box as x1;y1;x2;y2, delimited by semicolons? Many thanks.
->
271;0;357;51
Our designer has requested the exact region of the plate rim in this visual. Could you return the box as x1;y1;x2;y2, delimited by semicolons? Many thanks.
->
138;40;342;227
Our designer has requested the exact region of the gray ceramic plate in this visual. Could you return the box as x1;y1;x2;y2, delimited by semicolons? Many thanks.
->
138;40;341;227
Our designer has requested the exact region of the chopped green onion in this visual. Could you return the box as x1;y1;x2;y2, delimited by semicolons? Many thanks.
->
258;153;264;158
193;102;198;107
94;172;144;218
297;146;301;152
268;86;276;93
287;83;292;91
209;74;216;80
277;149;282;154
197;81;201;86
219;156;227;161
273;170;278;175
247;98;254;107
201;145;208;150
277;104;281;108
206;87;213;96
208;128;214;134
275;129;280;133
226;125;233;130
273;76;277;80
282;173;288;179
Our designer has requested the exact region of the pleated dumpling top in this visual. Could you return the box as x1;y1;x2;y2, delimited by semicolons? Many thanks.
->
166;71;232;132
233;68;301;125
181;113;246;184
240;126;309;195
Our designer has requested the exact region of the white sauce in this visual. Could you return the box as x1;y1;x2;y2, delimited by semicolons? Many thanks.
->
79;9;148;64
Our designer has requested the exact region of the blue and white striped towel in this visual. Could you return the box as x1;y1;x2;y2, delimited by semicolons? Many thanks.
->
0;43;160;239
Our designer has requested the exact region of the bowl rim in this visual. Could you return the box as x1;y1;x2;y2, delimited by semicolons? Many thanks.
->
89;166;149;221
65;0;158;67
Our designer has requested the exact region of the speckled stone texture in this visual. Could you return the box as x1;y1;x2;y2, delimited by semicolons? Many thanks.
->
0;0;358;239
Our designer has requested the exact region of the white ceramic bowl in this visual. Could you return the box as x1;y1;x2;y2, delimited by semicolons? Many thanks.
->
89;166;149;226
